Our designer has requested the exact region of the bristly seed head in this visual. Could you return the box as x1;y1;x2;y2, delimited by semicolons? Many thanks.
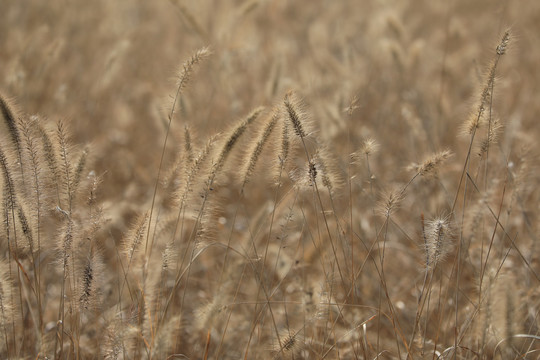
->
308;161;317;184
214;106;264;175
176;47;211;93
361;137;379;156
478;117;502;157
241;109;278;187
281;334;296;351
272;329;303;358
411;149;453;178
377;188;404;218
496;30;510;56
344;94;360;116
284;90;307;139
425;215;454;267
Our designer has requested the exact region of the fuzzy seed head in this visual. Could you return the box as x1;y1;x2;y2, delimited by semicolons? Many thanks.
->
79;258;96;311
124;211;150;260
308;161;317;185
462;110;486;136
241;109;278;186
161;241;177;271
194;296;227;331
214;107;264;175
411;149;453;178
360;137;379;156
0;94;22;159
184;124;194;164
0;147;16;210
425;215;454;266
284;90;307;139
176;47;211;93
344;94;360;116
478;118;502;157
279;117;290;166
496;30;510;56
377;188;404;218
272;329;304;358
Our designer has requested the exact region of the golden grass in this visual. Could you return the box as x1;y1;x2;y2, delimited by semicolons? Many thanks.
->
1;1;540;359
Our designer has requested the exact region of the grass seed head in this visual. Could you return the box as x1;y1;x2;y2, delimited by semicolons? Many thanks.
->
425;215;454;267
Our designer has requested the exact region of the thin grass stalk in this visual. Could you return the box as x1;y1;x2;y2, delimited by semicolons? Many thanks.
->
408;214;431;354
0;146;23;354
160;107;263;332
19;116;44;335
219;109;277;291
54;216;73;360
243;187;299;358
449;31;511;358
218;111;280;354
215;253;248;358
283;91;346;290
144;46;210;268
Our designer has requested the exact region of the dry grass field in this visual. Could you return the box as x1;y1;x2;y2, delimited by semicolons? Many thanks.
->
1;0;540;359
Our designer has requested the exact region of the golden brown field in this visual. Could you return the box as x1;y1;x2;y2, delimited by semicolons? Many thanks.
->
1;0;540;359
